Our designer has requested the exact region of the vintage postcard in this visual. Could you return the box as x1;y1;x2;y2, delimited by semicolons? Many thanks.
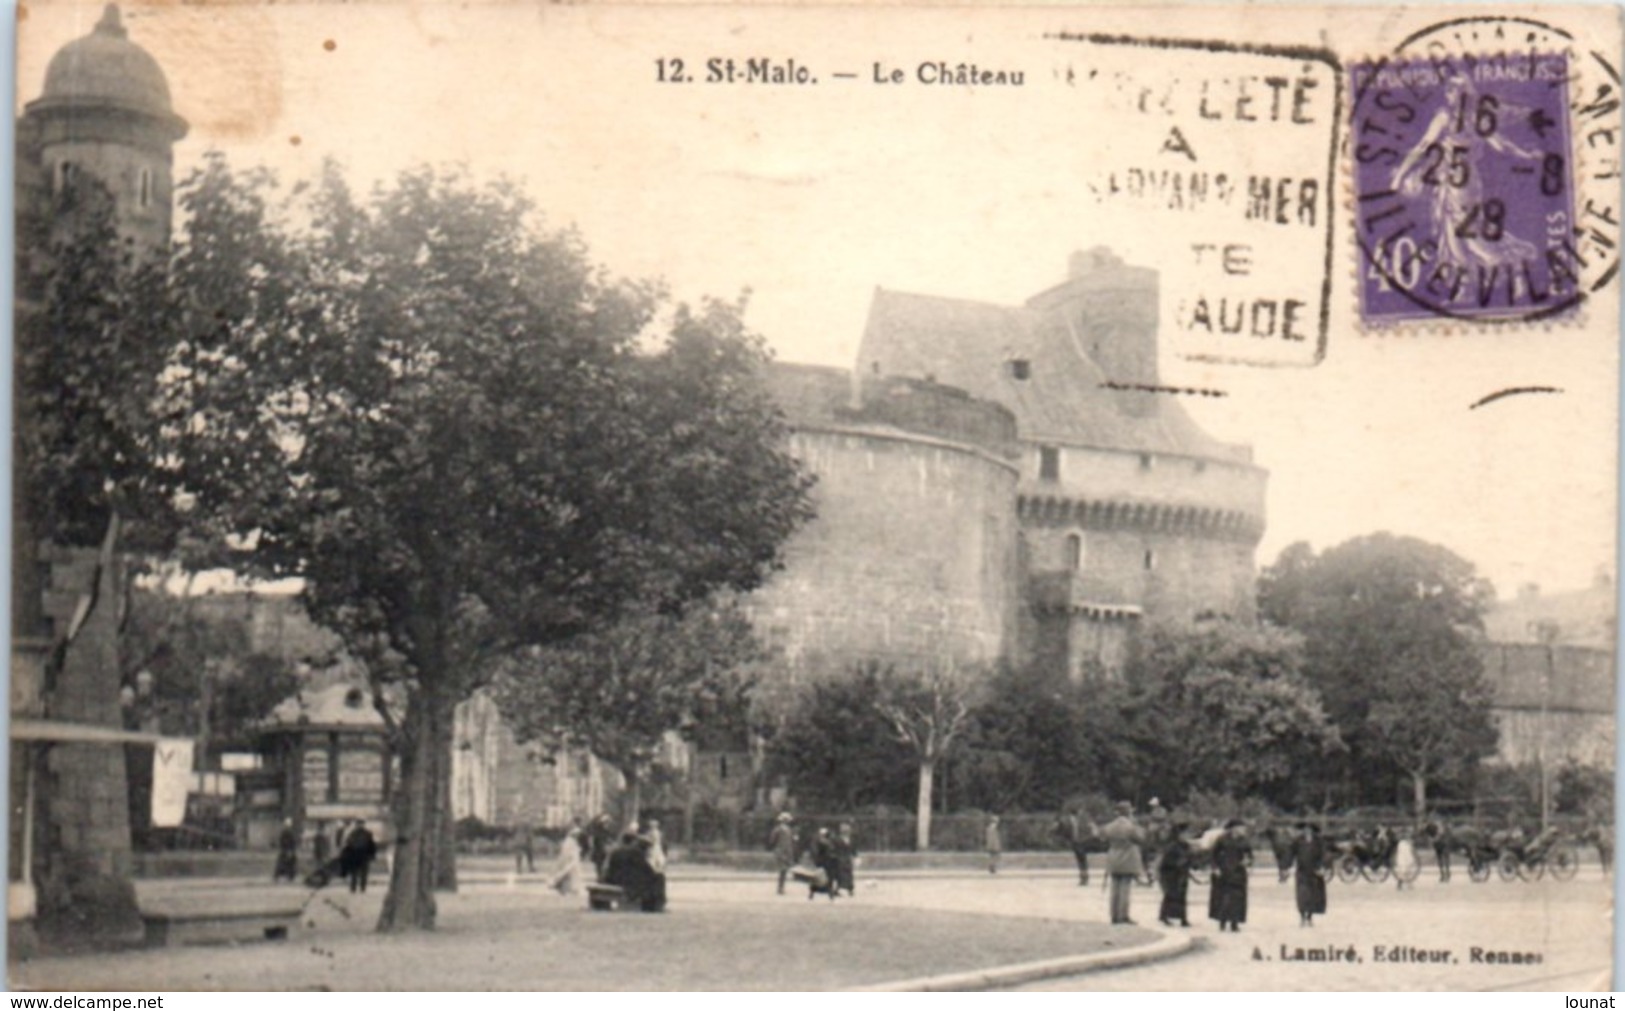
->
8;0;1619;993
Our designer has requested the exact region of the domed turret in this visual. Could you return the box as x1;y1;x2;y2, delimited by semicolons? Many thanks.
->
37;5;182;126
22;4;188;252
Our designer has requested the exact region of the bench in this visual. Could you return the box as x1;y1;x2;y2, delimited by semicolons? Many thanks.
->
142;906;303;947
586;883;629;911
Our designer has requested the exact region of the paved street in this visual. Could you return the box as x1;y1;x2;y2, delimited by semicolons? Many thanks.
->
10;865;1612;990
688;865;1613;990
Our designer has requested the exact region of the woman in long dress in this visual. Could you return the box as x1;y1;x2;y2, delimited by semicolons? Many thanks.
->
1208;820;1253;932
1291;823;1328;926
1393;827;1420;890
549;825;585;896
1157;824;1192;927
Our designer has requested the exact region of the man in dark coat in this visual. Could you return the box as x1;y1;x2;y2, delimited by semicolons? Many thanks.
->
1157;823;1192;927
768;813;797;895
1291;822;1328;926
832;822;858;896
808;826;839;901
1209;819;1253;932
588;814;614;881
342;819;379;894
515;822;536;874
274;819;300;882
1056;811;1099;886
1426;819;1453;882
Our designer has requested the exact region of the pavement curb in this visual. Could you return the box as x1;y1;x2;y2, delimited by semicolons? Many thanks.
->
847;929;1194;992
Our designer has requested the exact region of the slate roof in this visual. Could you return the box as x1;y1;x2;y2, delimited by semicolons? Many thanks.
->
855;287;1252;463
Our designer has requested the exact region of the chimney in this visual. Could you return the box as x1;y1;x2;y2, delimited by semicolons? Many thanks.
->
1029;248;1160;417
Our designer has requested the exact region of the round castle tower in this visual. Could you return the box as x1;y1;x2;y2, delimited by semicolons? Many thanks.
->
748;364;1022;688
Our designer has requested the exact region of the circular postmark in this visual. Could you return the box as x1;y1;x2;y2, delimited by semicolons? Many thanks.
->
1348;17;1619;325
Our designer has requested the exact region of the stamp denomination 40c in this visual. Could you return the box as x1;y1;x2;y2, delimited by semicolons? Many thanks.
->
1351;50;1581;324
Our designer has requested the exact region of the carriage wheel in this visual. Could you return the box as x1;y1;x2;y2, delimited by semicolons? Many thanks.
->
1335;854;1359;883
1550;843;1580;881
1361;862;1391;883
1497;853;1520;881
1516;856;1545;882
1468;858;1492;882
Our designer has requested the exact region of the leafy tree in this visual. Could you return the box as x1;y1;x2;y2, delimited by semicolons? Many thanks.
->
1120;620;1342;806
766;664;915;811
874;665;978;850
492;597;763;824
1259;533;1499;812
119;588;300;751
158;157;813;930
956;663;1126;811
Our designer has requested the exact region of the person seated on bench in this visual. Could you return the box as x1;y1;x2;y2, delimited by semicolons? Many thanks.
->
604;831;667;912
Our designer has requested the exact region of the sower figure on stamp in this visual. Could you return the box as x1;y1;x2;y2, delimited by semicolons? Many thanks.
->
1102;801;1145;925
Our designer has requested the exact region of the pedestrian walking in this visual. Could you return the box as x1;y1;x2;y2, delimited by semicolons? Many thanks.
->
768;813;797;895
1291;822;1327;927
832;822;858;896
1393;827;1419;889
643;819;668;875
1056;811;1096;886
312;821;332;870
515;821;536;874
1208;819;1252;932
273;818;300;882
1427;818;1452;882
549;823;585;896
1102;801;1145;925
588;814;614;881
808;826;839;901
985;815;1003;875
1157;822;1192;927
342;819;379;894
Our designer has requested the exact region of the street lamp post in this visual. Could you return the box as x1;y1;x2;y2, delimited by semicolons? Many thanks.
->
1531;621;1561;833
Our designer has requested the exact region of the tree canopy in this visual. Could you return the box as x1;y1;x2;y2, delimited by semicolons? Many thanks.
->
1259;533;1499;811
492;596;763;823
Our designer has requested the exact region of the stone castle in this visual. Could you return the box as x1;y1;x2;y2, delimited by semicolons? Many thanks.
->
748;249;1267;686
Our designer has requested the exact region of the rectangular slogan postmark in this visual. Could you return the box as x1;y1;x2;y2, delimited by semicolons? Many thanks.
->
1059;36;1342;367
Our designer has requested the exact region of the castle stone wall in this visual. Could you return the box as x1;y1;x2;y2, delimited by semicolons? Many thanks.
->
746;425;1019;684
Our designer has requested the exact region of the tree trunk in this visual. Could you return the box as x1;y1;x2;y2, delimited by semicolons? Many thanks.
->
433;701;458;893
377;687;446;931
915;760;934;851
1411;770;1427;822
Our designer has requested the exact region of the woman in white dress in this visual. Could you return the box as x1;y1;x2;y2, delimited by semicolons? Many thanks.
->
1393;827;1420;890
549;825;585;896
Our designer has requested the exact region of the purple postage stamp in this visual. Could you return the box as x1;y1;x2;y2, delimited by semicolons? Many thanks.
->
1351;51;1579;324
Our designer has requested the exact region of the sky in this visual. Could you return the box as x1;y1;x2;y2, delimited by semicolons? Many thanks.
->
15;1;1621;603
